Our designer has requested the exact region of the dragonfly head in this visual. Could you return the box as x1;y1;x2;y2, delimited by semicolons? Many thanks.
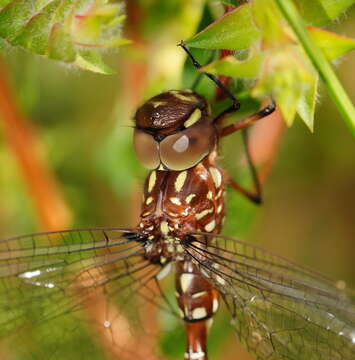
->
133;90;217;171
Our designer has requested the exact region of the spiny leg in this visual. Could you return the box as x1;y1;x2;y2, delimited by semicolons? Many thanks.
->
220;101;276;137
222;102;276;204
223;129;262;204
191;51;216;91
178;41;240;121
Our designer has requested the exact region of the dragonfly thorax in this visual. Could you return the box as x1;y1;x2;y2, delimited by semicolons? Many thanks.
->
138;154;225;265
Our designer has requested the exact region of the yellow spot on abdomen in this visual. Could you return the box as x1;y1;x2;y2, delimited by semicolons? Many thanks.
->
192;291;207;298
180;273;194;292
212;298;219;312
192;307;207;320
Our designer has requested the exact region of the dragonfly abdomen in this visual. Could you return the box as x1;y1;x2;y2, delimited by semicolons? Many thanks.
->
176;261;219;322
176;260;219;360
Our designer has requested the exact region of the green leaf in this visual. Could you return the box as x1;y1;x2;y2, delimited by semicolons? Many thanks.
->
252;48;314;126
275;0;355;135
297;73;318;131
252;0;290;46
201;52;262;78
0;0;34;40
186;3;261;50
297;0;355;26
0;0;129;73
308;27;355;61
11;13;49;54
48;23;75;62
220;0;238;6
75;50;114;75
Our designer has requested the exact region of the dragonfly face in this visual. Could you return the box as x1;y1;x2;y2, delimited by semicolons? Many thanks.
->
133;90;217;171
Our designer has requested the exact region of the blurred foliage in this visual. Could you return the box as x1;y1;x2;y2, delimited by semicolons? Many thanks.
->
0;0;130;74
0;1;354;360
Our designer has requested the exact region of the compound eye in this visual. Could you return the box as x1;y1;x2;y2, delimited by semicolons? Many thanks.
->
133;129;160;169
160;122;216;171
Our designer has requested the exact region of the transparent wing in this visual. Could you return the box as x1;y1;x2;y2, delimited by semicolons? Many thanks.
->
0;228;171;360
184;233;355;360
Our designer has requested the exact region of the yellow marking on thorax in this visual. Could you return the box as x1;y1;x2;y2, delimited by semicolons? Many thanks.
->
186;194;196;203
170;197;182;205
175;171;187;192
148;171;157;192
204;219;216;232
145;196;154;205
216;189;223;200
195;208;214;220
160;221;169;235
210;167;222;188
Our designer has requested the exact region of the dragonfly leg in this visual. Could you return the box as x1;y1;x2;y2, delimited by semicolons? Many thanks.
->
225;172;262;204
223;129;262;204
191;51;216;91
219;100;276;137
222;102;276;204
178;41;241;121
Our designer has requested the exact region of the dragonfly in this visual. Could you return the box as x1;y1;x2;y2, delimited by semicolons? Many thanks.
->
0;42;354;360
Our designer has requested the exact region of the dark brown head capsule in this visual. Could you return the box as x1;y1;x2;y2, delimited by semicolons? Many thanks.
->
133;90;217;171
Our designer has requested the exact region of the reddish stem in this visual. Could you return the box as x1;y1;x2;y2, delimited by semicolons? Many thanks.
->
0;59;72;231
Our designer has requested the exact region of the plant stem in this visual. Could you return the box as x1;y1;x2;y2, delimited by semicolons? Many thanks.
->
275;0;355;135
0;59;72;231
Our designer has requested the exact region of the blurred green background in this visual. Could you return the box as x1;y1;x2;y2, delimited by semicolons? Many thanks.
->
0;1;354;359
